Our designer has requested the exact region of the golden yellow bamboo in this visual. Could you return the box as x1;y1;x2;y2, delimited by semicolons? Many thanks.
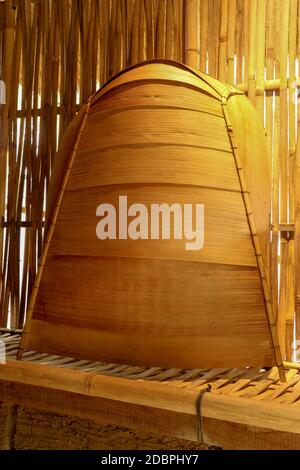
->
278;0;290;359
285;0;297;361
184;0;200;69
0;0;15;327
0;0;299;364
235;0;244;84
255;0;265;124
218;0;228;82
226;0;236;85
247;0;257;104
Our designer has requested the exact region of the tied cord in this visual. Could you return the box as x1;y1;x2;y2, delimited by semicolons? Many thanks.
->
195;384;212;445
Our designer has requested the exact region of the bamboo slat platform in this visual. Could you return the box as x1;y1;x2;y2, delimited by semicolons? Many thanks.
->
1;331;300;449
0;332;296;400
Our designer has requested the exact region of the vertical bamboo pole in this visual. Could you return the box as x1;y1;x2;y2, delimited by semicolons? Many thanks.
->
235;0;244;84
242;0;249;84
200;0;208;72
266;0;279;325
144;0;154;59
165;0;174;60
265;0;275;171
138;0;146;61
295;0;300;347
0;0;15;327
218;0;228;82
156;0;166;59
272;0;281;335
109;0;117;76
278;0;290;359
226;0;236;85
184;0;200;69
247;0;257;104
295;103;300;353
130;0;140;64
286;0;298;360
115;0;124;70
172;0;183;63
99;0;109;84
255;0;265;125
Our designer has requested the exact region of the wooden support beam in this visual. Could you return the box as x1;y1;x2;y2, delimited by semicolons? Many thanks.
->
1;377;300;450
0;360;300;435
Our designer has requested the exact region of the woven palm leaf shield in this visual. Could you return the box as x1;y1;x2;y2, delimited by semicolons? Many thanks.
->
19;60;283;376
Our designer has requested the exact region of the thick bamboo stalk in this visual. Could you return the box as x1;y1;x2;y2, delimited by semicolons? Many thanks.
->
255;0;265;124
0;0;15;327
278;0;290;359
138;0;146;61
235;0;244;84
0;360;298;434
130;0;140;64
265;0;275;165
156;0;166;58
172;0;183;63
247;0;257;104
184;0;200;69
165;0;174;60
208;0;220;78
285;0;297;361
295;122;300;349
265;0;278;324
242;0;249;83
144;0;154;59
226;0;236;85
200;0;208;72
218;0;228;82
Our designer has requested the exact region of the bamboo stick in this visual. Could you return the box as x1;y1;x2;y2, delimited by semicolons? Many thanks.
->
235;0;244;84
165;0;174;60
247;0;257;104
226;0;236;85
0;0;15;327
286;0;297;361
265;0;277;323
278;0;290;359
0;360;298;434
200;0;208;72
144;0;154;59
184;0;200;69
130;0;140;64
156;0;166;59
138;0;146;61
218;0;228;82
255;0;265;124
242;0;249;83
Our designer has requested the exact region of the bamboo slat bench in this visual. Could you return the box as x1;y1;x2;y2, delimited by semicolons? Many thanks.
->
1;331;300;449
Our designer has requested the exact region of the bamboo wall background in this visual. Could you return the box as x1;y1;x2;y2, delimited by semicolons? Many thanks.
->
0;0;299;361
